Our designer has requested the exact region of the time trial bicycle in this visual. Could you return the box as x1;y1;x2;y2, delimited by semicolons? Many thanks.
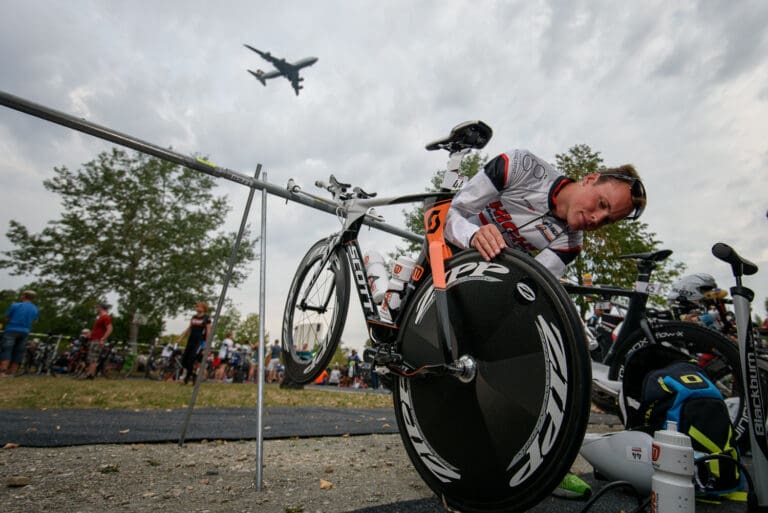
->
281;121;591;513
711;242;768;508
564;252;751;445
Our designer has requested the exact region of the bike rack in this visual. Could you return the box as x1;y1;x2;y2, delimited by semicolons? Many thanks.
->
0;89;422;493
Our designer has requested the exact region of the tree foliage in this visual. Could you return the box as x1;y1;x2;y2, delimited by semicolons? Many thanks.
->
236;312;267;345
213;304;242;342
0;148;257;343
555;144;685;311
1;282;102;337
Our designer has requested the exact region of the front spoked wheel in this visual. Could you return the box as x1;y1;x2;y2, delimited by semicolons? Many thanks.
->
393;249;590;513
282;238;350;384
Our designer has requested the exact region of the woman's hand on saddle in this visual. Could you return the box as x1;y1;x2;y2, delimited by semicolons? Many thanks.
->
470;225;507;261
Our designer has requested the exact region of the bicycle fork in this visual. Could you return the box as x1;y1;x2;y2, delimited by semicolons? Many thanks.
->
420;199;477;383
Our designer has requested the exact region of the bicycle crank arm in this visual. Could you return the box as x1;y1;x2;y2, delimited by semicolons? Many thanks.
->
386;355;477;383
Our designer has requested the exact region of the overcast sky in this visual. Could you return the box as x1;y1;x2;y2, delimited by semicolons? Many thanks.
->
1;0;767;351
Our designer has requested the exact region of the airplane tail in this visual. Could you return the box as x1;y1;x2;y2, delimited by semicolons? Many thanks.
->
247;69;267;86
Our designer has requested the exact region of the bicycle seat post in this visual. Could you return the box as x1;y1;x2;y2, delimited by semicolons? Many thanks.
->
440;148;471;191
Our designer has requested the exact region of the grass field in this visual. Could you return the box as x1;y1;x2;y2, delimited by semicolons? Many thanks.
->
0;377;393;410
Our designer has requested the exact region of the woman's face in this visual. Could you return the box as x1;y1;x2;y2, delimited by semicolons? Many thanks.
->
195;304;205;315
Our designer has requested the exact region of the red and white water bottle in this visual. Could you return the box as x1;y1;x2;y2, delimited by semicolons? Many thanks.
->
651;421;694;513
364;250;389;304
383;256;416;312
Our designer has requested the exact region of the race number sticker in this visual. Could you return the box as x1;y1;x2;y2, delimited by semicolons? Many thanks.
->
626;446;649;463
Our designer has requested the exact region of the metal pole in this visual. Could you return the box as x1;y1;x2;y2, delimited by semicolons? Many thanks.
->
255;172;268;490
0;90;420;243
178;164;262;446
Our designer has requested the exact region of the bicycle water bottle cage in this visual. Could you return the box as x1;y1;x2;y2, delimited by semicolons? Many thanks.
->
425;120;493;152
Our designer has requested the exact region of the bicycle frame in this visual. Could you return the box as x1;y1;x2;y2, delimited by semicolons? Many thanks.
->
290;183;453;338
720;251;768;508
564;271;657;373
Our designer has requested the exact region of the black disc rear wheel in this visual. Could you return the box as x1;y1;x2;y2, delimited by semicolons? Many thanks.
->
393;249;590;513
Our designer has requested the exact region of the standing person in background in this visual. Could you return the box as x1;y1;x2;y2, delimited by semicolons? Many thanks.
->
0;290;39;378
247;340;261;383
266;339;282;383
328;364;342;386
176;302;211;385
85;303;112;380
347;349;361;379
215;332;235;382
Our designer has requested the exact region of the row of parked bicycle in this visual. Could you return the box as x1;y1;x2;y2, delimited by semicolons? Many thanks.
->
569;251;768;444
7;335;287;384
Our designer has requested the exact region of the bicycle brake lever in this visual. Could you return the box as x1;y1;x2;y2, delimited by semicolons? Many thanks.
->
329;174;351;191
353;186;377;199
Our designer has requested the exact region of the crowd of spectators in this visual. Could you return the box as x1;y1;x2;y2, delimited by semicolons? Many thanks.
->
1;291;386;391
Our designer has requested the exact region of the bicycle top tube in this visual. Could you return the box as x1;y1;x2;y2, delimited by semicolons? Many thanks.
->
288;176;454;217
562;283;638;299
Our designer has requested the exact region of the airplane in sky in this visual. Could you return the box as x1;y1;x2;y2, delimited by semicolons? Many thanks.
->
244;44;318;96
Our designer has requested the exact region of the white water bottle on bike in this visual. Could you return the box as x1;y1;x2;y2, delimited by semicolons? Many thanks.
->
651;421;694;513
364;250;389;304
383;256;416;312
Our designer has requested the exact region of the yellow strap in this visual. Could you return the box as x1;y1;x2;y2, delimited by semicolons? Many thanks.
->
722;491;747;502
688;426;721;477
689;425;721;453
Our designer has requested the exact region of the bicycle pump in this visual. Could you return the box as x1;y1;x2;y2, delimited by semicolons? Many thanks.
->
713;243;768;511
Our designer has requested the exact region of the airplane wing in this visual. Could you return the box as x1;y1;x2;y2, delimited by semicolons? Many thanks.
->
244;44;283;66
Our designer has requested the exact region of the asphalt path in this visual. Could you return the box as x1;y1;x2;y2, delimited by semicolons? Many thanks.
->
0;406;401;446
0;406;623;447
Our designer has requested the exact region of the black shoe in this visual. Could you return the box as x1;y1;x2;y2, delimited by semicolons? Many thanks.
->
86;374;95;380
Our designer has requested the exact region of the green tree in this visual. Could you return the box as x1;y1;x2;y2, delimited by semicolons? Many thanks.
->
399;152;487;256
0;148;257;348
0;281;95;336
555;144;685;312
329;343;351;368
213;305;242;342
236;312;267;345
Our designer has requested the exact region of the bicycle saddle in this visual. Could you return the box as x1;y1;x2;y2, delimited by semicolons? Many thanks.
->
618;249;673;262
425;120;493;152
712;242;758;276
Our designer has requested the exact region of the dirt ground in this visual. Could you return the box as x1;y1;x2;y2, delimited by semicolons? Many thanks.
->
0;430;611;513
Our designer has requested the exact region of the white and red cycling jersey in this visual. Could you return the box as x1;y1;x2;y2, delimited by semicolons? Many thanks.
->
444;149;582;278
